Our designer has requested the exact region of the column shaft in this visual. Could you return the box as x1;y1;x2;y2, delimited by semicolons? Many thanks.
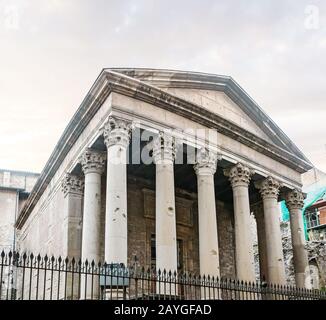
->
105;145;128;265
80;149;106;299
225;163;256;282
153;132;177;273
103;117;131;266
263;197;286;284
156;162;178;272
81;171;102;262
195;148;220;278
62;173;84;260
286;190;311;288
256;177;286;285
233;185;256;281
61;173;84;299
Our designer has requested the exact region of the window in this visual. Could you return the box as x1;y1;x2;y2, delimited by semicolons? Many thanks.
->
305;208;320;229
150;235;183;270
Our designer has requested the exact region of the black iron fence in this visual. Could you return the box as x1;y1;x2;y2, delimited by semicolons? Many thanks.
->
0;250;325;300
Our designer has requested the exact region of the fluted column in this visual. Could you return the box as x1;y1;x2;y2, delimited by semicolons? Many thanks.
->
103;117;132;266
252;202;268;282
194;148;220;278
255;177;286;285
285;190;311;288
224;163;255;282
81;149;106;263
153;132;178;274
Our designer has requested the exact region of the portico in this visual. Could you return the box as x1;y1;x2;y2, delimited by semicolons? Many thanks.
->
16;68;313;291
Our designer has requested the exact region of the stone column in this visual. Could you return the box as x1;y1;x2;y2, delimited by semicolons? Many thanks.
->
285;190;311;288
153;132;178;275
252;202;268;282
103;116;132;266
61;173;84;260
224;163;256;282
80;149;106;299
194;148;220;278
255;177;286;285
61;173;84;299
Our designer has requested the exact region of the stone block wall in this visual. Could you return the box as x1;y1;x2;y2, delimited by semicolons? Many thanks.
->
216;201;236;279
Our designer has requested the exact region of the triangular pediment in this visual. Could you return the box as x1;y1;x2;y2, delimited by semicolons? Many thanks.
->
106;68;312;166
160;87;275;144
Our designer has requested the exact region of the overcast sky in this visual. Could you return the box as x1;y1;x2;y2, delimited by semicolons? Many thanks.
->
0;0;325;174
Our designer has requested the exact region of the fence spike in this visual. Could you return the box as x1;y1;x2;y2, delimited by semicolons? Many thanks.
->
15;251;20;261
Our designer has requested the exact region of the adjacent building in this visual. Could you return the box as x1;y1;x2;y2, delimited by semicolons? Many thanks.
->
0;169;39;252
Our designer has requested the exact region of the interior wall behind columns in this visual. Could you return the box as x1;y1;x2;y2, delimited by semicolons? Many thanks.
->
216;200;236;279
127;183;147;267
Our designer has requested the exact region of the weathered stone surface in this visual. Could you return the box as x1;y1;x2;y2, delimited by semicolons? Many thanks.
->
216;201;236;279
307;240;326;289
253;220;326;288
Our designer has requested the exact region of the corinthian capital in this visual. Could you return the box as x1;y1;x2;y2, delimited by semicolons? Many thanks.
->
224;163;253;188
61;173;84;197
255;176;282;200
152;132;176;164
81;149;106;175
194;148;220;176
103;116;132;148
285;189;306;210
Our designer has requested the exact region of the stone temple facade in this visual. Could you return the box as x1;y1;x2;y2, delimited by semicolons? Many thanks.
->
12;68;314;290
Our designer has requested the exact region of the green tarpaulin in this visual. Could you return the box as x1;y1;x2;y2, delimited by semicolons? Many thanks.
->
281;186;326;240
